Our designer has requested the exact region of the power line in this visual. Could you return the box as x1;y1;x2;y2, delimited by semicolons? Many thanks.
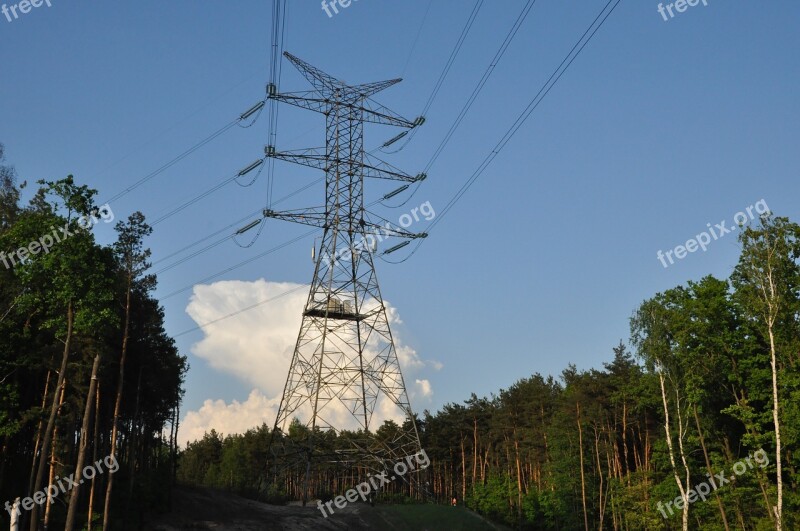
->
139;1;290;266
151;175;323;273
383;0;625;264
160;229;315;301
103;105;263;205
400;0;434;77
383;0;538;209
88;72;264;186
166;0;625;342
381;0;484;155
266;0;288;208
150;158;266;227
158;195;385;300
148;1;525;304
172;283;308;338
417;0;483;124
151;208;263;266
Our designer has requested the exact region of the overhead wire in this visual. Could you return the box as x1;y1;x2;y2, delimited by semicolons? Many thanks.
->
152;208;263;267
144;0;289;267
152;175;322;273
150;158;266;227
162;1;626;339
381;0;625;264
382;0;539;209
149;0;479;284
160;230;315;301
172;283;309;338
103;3;284;228
158;195;385;300
380;0;484;155
169;189;421;334
266;0;289;208
146;0;529;283
88;71;265;187
103;115;251;205
400;0;434;78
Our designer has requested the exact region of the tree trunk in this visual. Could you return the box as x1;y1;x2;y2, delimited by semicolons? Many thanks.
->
472;417;478;496
88;381;101;531
460;436;466;504
622;401;630;484
65;354;101;531
513;431;522;517
127;366;144;514
28;368;52;497
577;403;589;531
767;325;783;530
658;370;688;531
594;425;605;530
30;301;73;531
674;387;691;531
103;276;132;530
44;381;66;530
693;405;730;530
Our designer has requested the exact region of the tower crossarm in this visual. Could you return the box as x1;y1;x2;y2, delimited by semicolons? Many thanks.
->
284;52;348;94
264;147;328;172
360;98;418;128
262;207;327;228
265;147;420;183
271;92;418;128
361;221;428;240
361;153;419;182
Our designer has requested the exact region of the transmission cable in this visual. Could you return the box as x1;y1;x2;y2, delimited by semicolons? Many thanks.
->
152;175;324;273
382;0;625;264
165;1;625;335
103;102;266;205
159;194;384;299
173;283;309;338
266;0;289;208
150;158;266;227
383;0;538;209
160;229;316;301
152;208;263;267
88;71;264;187
381;0;484;155
400;0;434;77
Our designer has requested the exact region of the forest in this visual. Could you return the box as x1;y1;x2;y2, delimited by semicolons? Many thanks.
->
0;144;188;530
178;205;800;528
2;139;798;530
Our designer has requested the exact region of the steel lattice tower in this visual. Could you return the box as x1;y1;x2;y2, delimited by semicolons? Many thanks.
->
265;52;427;499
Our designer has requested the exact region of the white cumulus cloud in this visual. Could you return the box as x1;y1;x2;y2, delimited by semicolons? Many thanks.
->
180;389;279;446
179;279;438;446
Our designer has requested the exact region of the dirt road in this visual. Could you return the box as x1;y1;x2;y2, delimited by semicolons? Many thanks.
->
147;486;502;530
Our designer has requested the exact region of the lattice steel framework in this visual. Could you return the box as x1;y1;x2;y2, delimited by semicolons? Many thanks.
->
265;52;427;498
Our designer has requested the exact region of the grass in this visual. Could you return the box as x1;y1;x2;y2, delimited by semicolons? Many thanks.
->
362;504;512;531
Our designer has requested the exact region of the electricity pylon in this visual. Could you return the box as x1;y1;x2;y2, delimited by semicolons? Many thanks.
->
264;52;426;501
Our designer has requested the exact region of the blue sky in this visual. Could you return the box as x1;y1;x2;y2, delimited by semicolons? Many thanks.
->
2;1;799;442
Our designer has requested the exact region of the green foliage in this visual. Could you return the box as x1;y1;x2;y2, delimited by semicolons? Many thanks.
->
0;148;186;529
175;209;800;529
